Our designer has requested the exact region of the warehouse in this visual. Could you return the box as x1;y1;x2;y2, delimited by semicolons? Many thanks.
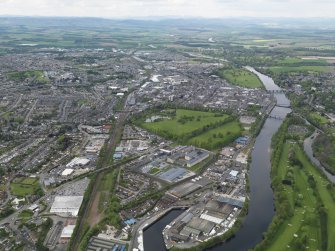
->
180;218;215;238
66;157;90;168
50;196;84;216
158;167;187;183
167;182;202;198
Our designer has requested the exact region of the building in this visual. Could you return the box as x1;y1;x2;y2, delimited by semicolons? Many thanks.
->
158;167;187;183
66;157;90;168
50;196;84;217
61;168;74;176
186;151;209;168
59;225;75;243
113;153;122;160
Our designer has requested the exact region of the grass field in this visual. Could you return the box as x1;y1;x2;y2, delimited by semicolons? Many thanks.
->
187;121;241;149
309;112;329;125
275;57;329;66
10;177;41;197
18;209;33;219
269;66;333;74
138;109;242;150
266;143;335;251
6;70;48;83
141;109;230;137
216;68;263;88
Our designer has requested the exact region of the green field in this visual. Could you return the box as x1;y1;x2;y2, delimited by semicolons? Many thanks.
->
187;121;241;149
269;66;332;74
216;67;263;88
6;70;48;83
275;57;329;66
141;109;230;136
309;112;329;126
18;209;33;219
265;143;335;251
10;177;41;197
137;109;242;150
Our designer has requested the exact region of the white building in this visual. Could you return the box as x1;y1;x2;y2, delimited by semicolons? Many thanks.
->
50;196;84;217
61;168;74;176
66;157;90;168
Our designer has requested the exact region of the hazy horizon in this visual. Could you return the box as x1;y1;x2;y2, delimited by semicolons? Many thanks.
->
1;0;335;19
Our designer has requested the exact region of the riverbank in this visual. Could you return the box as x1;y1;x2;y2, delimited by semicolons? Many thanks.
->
254;117;335;251
304;131;335;183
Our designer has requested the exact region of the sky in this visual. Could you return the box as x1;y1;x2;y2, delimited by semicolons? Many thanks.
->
0;0;335;18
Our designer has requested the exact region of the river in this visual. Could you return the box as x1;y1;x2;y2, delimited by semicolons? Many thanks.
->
304;131;335;183
143;68;291;251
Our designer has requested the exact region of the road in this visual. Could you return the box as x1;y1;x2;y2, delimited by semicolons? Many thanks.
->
23;99;38;125
0;94;22;117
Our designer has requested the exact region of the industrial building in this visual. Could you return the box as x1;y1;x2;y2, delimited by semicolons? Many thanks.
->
66;157;90;168
158;167;188;183
50;196;84;217
59;225;75;243
167;182;202;198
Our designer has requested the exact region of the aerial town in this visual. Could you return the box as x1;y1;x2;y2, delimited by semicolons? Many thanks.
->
0;16;335;251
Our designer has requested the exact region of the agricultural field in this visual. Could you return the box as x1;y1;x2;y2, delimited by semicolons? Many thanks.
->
216;67;263;88
266;143;335;251
137;109;242;150
10;177;41;197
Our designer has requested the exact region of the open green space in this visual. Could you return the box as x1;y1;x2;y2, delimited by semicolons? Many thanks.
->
140;109;230;137
275;57;329;66
10;177;42;197
6;70;48;83
18;209;33;218
187;121;241;150
216;67;263;88
309;112;329;126
136;109;242;150
256;120;335;251
269;65;333;74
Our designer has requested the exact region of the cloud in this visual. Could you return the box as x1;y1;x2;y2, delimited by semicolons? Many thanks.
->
0;0;334;18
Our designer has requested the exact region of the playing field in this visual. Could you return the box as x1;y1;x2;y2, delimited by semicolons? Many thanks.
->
10;177;41;197
216;68;263;88
141;109;230;137
266;143;335;251
187;121;241;149
138;109;242;150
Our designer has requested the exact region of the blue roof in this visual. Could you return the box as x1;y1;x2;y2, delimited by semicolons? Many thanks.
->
158;167;187;182
217;196;244;208
113;153;122;159
124;218;137;225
